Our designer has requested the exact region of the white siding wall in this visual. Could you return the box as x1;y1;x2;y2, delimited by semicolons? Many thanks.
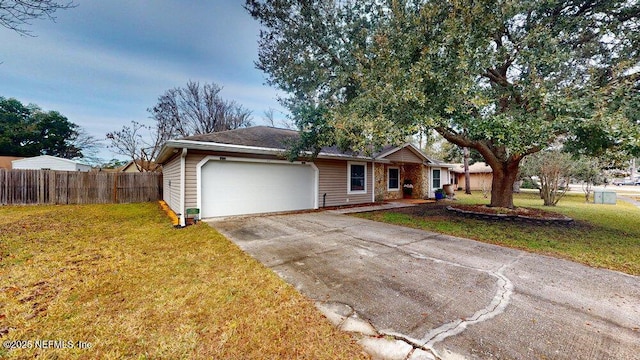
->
162;155;182;213
12;156;89;171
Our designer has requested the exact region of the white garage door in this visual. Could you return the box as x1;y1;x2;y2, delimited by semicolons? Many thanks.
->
200;160;316;218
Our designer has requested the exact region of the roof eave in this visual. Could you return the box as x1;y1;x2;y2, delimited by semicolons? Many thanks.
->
316;153;379;161
157;139;386;164
157;140;292;163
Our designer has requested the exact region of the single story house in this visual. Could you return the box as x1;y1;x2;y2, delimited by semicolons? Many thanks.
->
451;162;493;191
0;156;24;169
119;159;161;172
11;155;92;172
156;126;452;224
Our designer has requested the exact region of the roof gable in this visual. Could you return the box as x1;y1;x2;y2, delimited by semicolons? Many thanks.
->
378;146;424;164
374;143;444;164
120;159;160;172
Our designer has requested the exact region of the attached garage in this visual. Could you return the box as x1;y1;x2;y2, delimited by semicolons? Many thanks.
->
198;157;318;218
158;126;445;225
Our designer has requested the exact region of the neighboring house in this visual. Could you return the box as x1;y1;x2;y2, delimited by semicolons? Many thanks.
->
119;160;161;172
11;155;92;172
451;162;493;191
0;156;24;169
157;126;452;224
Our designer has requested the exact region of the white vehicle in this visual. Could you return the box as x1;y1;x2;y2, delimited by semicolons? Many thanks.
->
613;177;639;186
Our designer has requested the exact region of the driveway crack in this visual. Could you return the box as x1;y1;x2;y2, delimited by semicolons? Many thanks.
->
346;230;520;352
409;252;524;357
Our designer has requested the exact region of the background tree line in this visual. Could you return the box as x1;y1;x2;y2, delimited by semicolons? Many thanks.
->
0;96;93;159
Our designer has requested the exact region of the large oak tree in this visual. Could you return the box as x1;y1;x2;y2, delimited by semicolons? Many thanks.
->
0;96;85;158
246;0;640;208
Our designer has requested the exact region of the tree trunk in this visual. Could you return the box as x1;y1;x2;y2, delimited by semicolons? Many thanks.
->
432;127;527;209
489;160;520;208
463;147;471;194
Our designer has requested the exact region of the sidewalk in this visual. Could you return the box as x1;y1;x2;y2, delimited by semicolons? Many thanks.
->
328;199;435;214
619;195;640;209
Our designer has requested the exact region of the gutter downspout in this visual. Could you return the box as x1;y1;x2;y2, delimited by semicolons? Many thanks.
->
179;148;187;227
371;157;376;203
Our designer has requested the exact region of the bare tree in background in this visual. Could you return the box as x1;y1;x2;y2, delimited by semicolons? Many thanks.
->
263;108;276;127
106;121;166;172
150;81;252;137
107;81;252;171
263;107;294;129
71;128;102;165
0;0;76;36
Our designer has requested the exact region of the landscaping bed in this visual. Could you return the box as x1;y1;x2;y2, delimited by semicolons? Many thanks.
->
446;204;574;225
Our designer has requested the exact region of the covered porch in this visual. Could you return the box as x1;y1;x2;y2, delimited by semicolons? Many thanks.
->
372;143;455;201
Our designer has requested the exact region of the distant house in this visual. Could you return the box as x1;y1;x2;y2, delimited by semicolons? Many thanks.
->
0;156;24;169
119;160;161;173
11;155;92;172
451;162;493;191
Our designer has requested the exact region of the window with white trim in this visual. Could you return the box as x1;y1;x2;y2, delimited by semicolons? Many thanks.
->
348;162;366;194
432;169;441;189
388;167;399;191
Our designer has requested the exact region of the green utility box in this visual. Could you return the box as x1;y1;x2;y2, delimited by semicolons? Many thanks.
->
185;208;200;224
594;191;616;205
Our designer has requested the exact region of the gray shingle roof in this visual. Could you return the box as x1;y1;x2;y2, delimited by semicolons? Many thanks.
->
181;126;299;149
182;126;368;158
177;126;446;164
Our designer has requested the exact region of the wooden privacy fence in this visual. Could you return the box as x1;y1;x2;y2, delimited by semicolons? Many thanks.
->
0;169;163;205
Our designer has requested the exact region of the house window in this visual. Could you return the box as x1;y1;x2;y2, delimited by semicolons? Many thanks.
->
348;162;366;194
388;167;399;191
432;169;441;189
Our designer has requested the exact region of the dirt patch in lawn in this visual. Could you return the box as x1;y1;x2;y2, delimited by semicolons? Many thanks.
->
450;204;567;218
391;202;581;227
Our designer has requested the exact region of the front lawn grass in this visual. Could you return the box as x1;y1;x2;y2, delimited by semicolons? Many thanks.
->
0;203;369;359
355;192;640;276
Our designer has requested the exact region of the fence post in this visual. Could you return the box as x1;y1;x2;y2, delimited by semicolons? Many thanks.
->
113;172;118;203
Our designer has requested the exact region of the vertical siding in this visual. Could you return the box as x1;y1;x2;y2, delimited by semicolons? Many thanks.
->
316;159;372;207
162;156;182;213
383;148;423;164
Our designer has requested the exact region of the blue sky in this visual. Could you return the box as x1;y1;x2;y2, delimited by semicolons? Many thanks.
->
0;1;287;162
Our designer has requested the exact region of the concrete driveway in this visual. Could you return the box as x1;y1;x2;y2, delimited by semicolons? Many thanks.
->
209;211;640;360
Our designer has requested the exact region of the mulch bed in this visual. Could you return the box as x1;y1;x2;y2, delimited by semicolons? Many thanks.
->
387;201;576;226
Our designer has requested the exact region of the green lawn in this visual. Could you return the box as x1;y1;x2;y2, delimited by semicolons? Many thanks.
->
0;203;369;359
355;192;640;275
